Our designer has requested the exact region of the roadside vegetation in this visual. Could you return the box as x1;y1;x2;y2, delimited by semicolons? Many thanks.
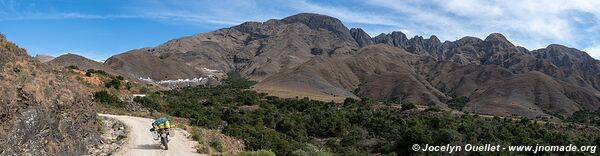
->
132;72;600;155
94;90;125;107
567;109;600;126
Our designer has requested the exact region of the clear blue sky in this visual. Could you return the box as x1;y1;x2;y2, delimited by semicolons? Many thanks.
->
1;0;600;61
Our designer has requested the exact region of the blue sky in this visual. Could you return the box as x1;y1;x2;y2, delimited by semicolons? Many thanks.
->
1;0;600;61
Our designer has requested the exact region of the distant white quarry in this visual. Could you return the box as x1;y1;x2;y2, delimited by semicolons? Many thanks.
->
201;67;224;78
139;77;209;88
138;67;222;88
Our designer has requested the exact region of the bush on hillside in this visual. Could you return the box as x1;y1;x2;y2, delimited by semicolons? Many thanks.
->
238;150;276;156
65;65;79;70
105;78;121;89
291;143;332;156
87;69;109;76
401;102;417;111
567;109;600;126
93;90;123;107
208;140;223;152
133;94;163;112
125;82;133;90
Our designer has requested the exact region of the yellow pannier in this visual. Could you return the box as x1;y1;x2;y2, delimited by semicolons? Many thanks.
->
165;121;171;128
152;117;175;130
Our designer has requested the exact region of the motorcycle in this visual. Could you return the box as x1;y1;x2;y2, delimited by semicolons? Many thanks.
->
152;128;175;150
160;129;170;150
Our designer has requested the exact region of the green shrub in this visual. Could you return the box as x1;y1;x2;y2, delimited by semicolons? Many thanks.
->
447;96;469;110
425;107;441;112
208;140;223;152
567;109;600;126
335;146;365;156
65;65;79;70
105;78;121;89
126;82;133;90
133;94;163;112
190;127;203;142
93;90;124;107
401;102;416;111
238;150;276;156
139;87;150;94
292;143;332;156
223;71;256;89
87;69;108;76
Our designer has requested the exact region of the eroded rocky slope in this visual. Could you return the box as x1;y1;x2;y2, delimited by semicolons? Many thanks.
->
0;34;100;155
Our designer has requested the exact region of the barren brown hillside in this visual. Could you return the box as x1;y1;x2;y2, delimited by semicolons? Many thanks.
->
99;13;600;119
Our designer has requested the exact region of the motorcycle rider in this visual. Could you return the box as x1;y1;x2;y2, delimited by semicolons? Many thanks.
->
149;117;175;150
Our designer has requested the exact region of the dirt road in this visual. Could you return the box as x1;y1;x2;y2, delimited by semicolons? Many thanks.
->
98;114;204;156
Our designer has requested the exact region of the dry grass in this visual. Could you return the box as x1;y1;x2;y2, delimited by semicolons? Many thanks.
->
189;128;245;156
251;84;347;103
68;69;104;86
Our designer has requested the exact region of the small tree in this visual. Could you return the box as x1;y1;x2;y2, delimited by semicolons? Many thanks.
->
87;69;96;73
93;90;123;107
448;96;469;110
105;78;121;89
125;82;133;90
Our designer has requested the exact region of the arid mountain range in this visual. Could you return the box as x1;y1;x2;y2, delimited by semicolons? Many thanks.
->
50;13;600;118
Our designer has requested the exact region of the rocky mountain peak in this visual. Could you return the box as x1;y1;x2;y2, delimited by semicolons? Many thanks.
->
533;44;597;65
455;36;483;45
281;13;352;39
484;33;513;46
372;33;392;45
62;53;85;58
371;31;409;48
33;54;55;63
428;35;440;43
390;31;409;47
350;28;373;47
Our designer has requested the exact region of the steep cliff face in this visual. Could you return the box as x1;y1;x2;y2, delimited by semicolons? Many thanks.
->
0;34;99;155
350;28;373;48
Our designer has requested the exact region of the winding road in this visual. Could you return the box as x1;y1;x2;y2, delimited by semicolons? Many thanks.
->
98;114;204;156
